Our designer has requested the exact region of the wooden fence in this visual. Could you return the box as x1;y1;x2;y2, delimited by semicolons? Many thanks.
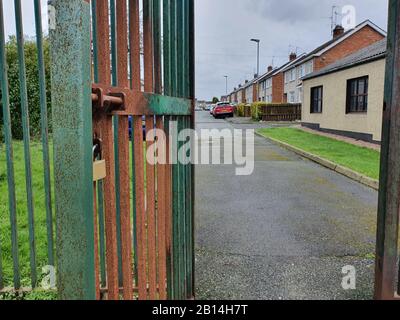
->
261;103;301;122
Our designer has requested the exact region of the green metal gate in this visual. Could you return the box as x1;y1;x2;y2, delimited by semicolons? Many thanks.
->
51;0;195;300
0;0;194;300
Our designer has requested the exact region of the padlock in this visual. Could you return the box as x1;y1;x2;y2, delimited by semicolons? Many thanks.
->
93;159;107;182
93;136;106;182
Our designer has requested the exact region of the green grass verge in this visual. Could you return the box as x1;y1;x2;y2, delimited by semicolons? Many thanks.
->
0;140;55;290
257;128;380;180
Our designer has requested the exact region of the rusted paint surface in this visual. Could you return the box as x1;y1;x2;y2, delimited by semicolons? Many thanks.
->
133;115;147;299
156;117;168;300
93;182;100;300
116;0;134;300
94;0;119;300
146;117;157;300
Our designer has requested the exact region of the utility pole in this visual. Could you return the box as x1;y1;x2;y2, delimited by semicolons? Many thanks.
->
250;39;260;77
224;75;228;95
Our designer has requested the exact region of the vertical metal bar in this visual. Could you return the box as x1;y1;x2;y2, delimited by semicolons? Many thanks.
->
134;115;147;299
129;0;141;286
91;0;107;289
14;0;37;288
95;0;119;300
177;0;187;299
375;0;400;300
172;115;180;300
188;0;196;298
144;0;157;300
153;0;167;300
0;0;20;290
162;0;173;300
93;182;101;300
169;0;180;300
146;116;157;300
50;0;95;300
184;0;194;299
156;118;167;300
34;0;54;268
109;0;123;288
116;0;134;300
178;116;185;300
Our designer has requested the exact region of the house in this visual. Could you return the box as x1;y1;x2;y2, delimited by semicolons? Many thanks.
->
302;38;386;143
282;20;386;104
243;77;258;104
257;53;307;103
236;84;245;104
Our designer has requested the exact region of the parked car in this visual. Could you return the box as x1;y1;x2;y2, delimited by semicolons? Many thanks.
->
209;104;216;115
212;102;234;118
204;104;212;111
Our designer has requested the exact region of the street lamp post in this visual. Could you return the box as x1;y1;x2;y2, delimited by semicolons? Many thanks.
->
250;39;260;77
224;75;228;96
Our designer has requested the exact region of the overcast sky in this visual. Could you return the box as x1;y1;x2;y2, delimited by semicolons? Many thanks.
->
2;1;389;101
196;0;389;101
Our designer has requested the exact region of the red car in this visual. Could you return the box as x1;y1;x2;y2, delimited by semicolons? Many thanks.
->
213;102;234;118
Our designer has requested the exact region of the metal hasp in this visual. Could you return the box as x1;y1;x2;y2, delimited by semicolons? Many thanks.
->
374;0;400;301
50;0;95;300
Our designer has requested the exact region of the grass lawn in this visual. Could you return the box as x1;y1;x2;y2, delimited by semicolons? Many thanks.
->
257;127;380;180
0;139;138;299
0;140;55;293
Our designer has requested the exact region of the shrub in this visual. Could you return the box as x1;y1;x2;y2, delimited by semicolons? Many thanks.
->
251;102;267;121
235;103;246;117
0;36;51;141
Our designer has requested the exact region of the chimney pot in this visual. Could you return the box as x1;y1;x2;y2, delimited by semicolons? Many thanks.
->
245;80;249;84
289;52;297;61
268;65;273;72
333;25;345;39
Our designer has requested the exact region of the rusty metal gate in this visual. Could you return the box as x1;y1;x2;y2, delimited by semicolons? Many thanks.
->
50;0;194;300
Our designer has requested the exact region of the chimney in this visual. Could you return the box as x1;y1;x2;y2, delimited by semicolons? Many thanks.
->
238;84;242;88
234;87;237;91
245;80;249;84
289;52;297;61
268;65;273;72
333;25;345;39
254;74;258;79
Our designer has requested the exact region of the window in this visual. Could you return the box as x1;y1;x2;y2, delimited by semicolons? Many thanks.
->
285;72;289;84
305;60;314;75
290;69;296;82
298;65;305;78
289;91;296;103
310;86;323;113
346;76;369;113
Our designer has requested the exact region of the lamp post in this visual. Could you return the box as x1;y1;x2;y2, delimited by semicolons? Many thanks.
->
250;38;260;77
224;75;228;96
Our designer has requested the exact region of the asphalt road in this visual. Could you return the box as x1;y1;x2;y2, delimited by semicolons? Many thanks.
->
194;111;378;300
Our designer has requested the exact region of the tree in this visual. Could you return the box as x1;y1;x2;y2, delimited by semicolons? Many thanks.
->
212;97;219;104
0;35;51;141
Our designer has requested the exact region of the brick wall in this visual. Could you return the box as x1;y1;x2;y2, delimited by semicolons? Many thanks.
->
314;25;385;71
272;72;284;103
252;83;258;102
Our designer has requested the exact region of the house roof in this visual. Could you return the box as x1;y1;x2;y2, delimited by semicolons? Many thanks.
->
256;53;307;83
302;38;387;80
281;20;387;72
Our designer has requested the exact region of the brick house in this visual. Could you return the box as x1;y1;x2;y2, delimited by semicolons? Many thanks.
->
282;20;386;104
257;53;306;103
302;39;386;143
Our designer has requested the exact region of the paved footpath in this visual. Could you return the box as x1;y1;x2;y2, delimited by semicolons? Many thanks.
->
194;111;378;300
